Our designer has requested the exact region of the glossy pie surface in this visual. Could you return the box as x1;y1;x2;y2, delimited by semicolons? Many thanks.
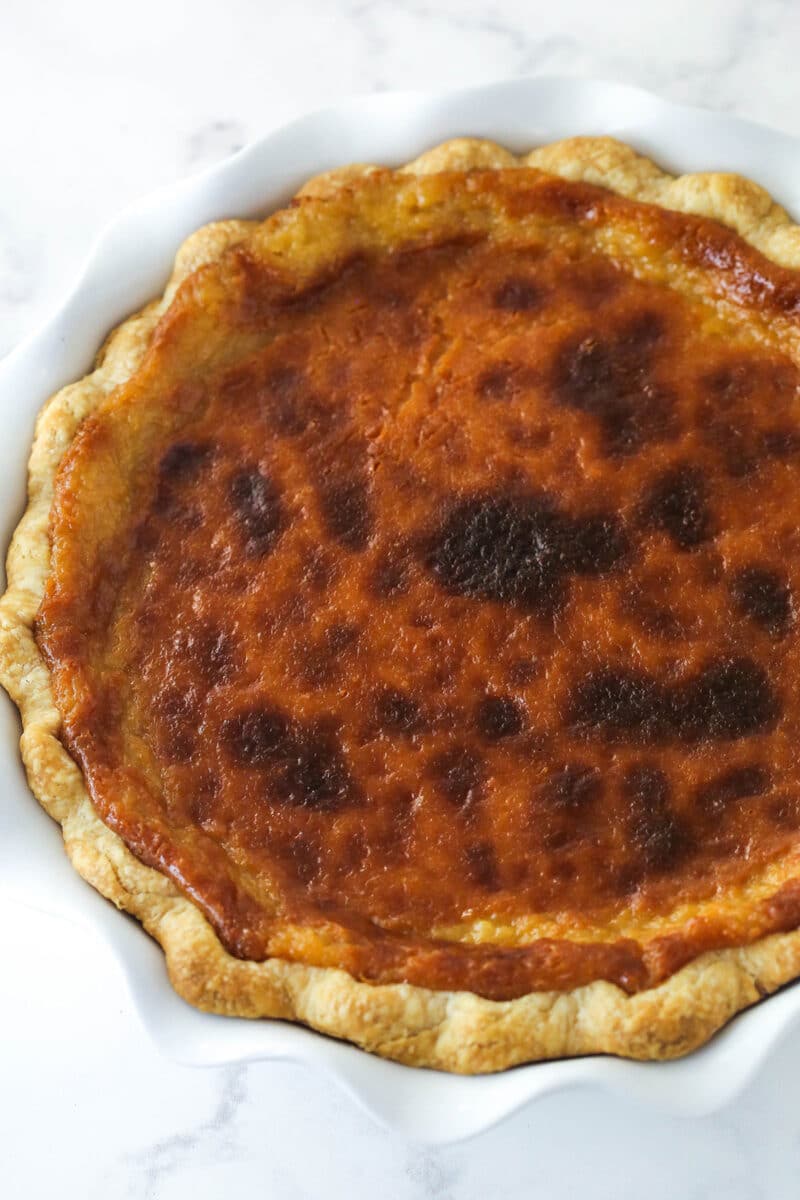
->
38;165;800;999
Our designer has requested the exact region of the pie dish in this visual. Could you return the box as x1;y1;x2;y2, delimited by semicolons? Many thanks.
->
6;107;800;1077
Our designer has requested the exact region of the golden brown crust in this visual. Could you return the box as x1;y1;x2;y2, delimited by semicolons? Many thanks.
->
5;136;800;1072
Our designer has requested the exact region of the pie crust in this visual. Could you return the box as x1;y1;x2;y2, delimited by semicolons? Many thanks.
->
5;136;800;1073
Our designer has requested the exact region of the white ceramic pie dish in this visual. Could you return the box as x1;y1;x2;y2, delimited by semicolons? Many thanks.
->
3;76;800;1144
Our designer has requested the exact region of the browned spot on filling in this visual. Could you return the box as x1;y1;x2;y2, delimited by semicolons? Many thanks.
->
153;441;214;523
731;565;794;637
569;657;780;743
541;763;603;809
465;841;501;890
475;695;526;740
159;440;213;483
221;705;292;766
176;623;239;686
549;312;674;455
696;765;771;815
424;492;628;615
429;746;483;809
375;687;423;735
764;427;800;458
228;466;285;556
507;657;539;685
623;764;689;873
317;471;373;551
640;464;712;549
222;704;356;810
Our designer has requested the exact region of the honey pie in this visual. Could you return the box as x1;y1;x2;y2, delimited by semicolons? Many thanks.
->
5;137;800;1072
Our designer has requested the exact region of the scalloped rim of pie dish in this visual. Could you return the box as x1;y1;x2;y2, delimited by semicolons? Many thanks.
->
5;135;800;1074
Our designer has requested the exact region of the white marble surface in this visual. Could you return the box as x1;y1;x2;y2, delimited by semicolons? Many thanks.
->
4;1;800;1195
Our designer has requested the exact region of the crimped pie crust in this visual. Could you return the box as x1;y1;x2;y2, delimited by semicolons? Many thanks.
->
4;136;800;1073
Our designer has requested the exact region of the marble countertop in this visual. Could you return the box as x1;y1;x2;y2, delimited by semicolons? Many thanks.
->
4;2;800;1196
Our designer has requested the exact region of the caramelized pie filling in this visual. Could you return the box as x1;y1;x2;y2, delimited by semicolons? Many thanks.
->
38;168;800;999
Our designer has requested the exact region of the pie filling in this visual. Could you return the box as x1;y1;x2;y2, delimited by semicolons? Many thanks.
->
37;168;800;1000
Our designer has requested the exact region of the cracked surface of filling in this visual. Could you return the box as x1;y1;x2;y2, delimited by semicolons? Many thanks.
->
37;166;800;999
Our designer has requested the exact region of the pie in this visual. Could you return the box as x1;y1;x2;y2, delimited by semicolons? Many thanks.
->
5;135;800;1074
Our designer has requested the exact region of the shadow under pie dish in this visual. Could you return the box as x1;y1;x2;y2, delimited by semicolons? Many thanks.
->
5;135;800;1075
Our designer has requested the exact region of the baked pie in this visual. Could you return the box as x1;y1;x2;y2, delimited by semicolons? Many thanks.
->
5;136;800;1072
